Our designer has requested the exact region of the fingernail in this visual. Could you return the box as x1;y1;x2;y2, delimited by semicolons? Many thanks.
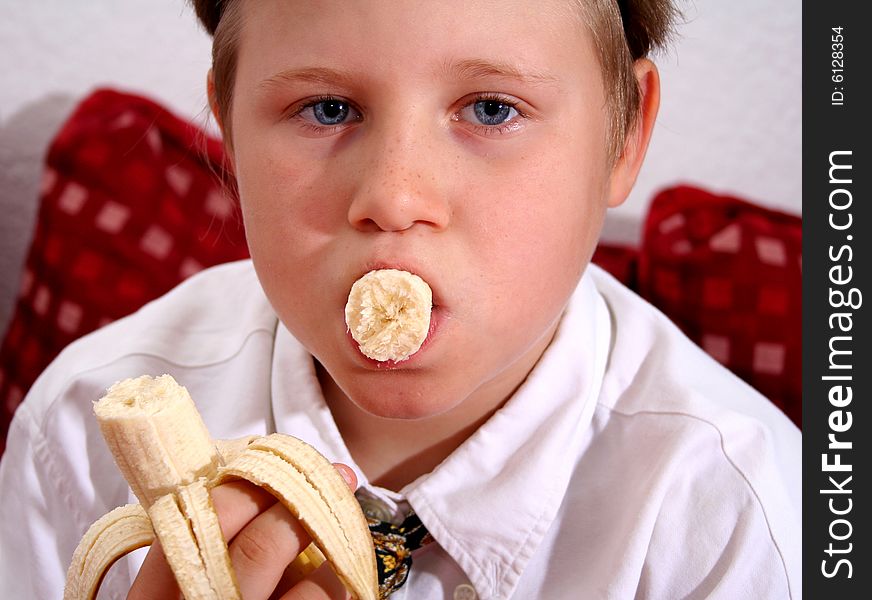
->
341;469;354;485
336;464;354;485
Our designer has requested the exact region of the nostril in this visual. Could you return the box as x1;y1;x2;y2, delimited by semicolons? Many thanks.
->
352;217;386;233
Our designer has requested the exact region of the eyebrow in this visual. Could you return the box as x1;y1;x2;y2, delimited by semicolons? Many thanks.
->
258;59;560;93
257;67;358;92
438;58;560;87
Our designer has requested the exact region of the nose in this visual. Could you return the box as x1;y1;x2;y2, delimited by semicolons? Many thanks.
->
347;122;451;233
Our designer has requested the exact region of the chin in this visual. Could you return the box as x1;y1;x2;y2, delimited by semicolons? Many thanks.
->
346;374;464;421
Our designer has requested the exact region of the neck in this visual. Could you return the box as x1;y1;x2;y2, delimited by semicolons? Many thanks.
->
318;319;560;491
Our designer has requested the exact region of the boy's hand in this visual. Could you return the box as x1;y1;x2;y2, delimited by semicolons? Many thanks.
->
128;465;357;600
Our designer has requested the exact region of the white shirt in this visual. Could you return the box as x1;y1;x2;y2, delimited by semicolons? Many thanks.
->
0;260;801;599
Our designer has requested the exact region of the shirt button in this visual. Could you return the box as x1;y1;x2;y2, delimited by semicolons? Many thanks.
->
453;583;477;600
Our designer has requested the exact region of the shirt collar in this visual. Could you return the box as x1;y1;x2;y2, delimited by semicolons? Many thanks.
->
270;270;611;600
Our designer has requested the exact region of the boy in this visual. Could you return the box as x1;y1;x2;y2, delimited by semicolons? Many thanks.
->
0;1;801;598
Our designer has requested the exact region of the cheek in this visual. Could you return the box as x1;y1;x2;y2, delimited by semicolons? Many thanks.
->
235;143;346;259
454;138;609;363
464;146;607;293
233;145;351;336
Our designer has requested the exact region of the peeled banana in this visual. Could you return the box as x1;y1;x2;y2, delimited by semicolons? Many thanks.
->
345;269;433;362
64;374;378;600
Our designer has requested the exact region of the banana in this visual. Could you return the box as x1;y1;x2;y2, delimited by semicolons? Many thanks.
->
345;269;433;362
64;374;378;600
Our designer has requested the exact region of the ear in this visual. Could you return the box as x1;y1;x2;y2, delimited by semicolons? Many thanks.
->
606;58;661;208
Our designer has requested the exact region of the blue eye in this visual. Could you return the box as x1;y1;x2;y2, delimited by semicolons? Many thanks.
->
296;98;361;128
312;100;351;124
474;100;515;125
459;98;520;128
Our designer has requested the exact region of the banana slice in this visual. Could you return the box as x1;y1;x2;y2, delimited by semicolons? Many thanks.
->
65;375;378;600
345;269;433;362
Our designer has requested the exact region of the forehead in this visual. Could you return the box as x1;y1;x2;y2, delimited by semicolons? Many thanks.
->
234;0;598;91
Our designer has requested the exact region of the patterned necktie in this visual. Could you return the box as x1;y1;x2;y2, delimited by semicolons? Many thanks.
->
366;510;434;598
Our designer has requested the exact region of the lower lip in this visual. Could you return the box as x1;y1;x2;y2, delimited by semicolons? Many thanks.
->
346;306;444;370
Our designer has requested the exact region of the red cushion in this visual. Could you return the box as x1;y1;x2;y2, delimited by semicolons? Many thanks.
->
0;89;249;454
637;185;802;427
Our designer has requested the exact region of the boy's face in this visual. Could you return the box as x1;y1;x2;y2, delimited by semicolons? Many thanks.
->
228;0;625;419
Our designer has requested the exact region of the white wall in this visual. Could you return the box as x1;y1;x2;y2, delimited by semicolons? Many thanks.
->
618;0;802;242
0;0;801;332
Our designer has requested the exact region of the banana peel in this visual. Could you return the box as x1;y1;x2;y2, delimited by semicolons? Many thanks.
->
64;374;378;600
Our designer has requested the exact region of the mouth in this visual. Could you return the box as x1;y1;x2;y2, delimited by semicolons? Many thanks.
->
344;262;445;369
344;306;444;370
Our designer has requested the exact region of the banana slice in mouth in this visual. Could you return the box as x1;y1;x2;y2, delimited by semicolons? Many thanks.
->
345;269;433;363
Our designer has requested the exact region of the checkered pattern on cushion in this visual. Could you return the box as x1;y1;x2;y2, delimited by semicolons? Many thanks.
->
0;89;249;454
638;185;802;426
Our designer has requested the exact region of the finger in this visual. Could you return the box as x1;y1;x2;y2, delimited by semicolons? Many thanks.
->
229;501;314;599
210;480;279;539
127;540;181;600
332;463;358;490
209;465;356;540
276;561;351;600
128;465;356;599
222;463;355;598
128;482;271;599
